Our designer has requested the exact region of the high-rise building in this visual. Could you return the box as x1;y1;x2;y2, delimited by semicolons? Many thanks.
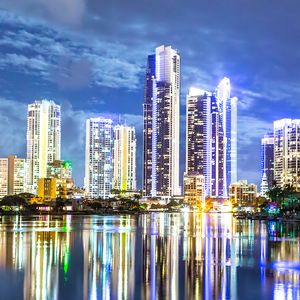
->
0;159;8;197
27;100;61;193
113;125;136;191
216;78;238;194
229;180;257;206
85;117;113;199
185;78;237;199
274;119;300;189
143;45;180;197
186;88;224;197
8;156;28;195
0;156;28;197
260;132;274;193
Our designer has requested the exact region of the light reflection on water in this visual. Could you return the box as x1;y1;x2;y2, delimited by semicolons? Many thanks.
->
0;213;299;300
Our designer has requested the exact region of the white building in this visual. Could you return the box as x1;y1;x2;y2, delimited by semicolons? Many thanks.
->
113;125;136;191
27;100;61;193
274;119;300;189
0;159;8;197
0;156;28;197
216;77;238;195
229;180;257;206
143;45;181;197
85;117;113;199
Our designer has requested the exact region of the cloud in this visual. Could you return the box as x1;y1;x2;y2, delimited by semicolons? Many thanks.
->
0;12;145;91
0;0;86;26
0;53;49;76
0;97;27;157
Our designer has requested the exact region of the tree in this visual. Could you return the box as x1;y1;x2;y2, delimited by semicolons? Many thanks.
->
0;195;27;207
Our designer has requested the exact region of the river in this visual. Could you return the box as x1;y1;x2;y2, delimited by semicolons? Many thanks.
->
0;213;299;299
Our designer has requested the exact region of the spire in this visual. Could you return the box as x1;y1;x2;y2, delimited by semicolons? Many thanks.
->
260;172;268;196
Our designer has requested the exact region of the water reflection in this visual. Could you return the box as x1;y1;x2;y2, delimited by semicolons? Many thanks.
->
0;213;299;300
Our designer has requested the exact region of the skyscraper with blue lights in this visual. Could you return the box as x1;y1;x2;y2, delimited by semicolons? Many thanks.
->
260;132;274;194
185;78;237;198
143;45;181;197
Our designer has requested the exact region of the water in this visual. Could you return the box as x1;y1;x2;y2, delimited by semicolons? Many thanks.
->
0;213;299;300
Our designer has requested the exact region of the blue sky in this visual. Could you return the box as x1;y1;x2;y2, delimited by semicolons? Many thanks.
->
0;0;300;188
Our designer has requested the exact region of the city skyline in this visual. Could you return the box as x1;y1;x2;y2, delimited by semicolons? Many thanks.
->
1;2;300;188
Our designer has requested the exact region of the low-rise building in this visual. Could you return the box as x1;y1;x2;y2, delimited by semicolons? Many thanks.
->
0;156;28;197
38;178;70;202
183;173;204;206
229;180;257;206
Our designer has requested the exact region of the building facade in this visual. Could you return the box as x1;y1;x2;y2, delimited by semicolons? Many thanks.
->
183;172;204;206
143;45;181;197
47;160;72;180
260;132;274;194
0;156;28;197
85;118;113;199
27;100;61;193
0;159;8;197
113;125;136;191
216;78;238;196
186;81;237;199
8;156;28;195
274;119;300;189
229;180;257;206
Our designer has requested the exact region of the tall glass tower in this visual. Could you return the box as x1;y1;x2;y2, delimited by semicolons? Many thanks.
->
85;117;113;199
143;45;180;197
186;89;224;197
185;78;237;198
27;100;61;193
216;78;237;196
260;132;274;194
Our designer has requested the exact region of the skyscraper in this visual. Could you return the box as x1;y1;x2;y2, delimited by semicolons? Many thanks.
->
216;78;238;194
85;117;113;199
185;78;237;198
27;100;61;193
185;88;224;197
113;125;136;191
260;132;274;193
273;119;300;189
143;45;180;197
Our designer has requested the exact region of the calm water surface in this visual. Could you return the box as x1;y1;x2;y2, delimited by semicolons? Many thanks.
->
0;213;299;300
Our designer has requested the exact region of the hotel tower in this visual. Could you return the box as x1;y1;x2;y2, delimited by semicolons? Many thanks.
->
143;45;181;197
185;78;237;199
273;119;300;190
27;100;61;193
113;125;137;191
85;117;113;199
260;132;274;194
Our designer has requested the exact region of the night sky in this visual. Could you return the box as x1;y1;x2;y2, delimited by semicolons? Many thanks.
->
0;0;299;188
